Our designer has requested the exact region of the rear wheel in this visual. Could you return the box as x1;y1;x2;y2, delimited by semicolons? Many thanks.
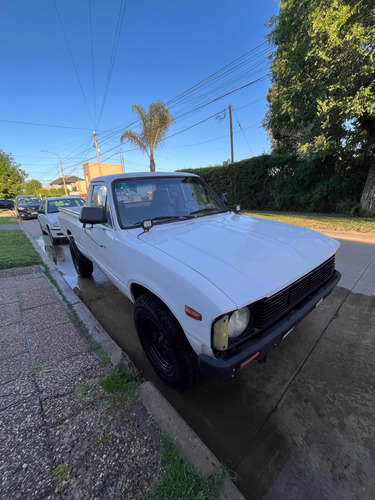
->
69;238;93;278
133;293;199;390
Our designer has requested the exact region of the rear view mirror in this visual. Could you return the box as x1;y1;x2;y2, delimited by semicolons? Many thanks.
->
79;207;107;225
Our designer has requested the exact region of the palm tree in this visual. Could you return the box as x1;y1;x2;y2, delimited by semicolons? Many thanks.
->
120;101;174;172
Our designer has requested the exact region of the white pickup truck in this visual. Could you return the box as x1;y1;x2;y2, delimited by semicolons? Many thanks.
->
58;172;341;390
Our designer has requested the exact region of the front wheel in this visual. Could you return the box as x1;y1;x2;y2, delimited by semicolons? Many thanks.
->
39;220;47;235
133;293;199;390
69;239;93;278
48;228;59;246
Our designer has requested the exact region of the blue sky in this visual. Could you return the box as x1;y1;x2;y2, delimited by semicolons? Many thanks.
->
1;0;279;185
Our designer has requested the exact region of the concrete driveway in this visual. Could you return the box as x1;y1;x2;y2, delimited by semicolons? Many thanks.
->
21;218;375;499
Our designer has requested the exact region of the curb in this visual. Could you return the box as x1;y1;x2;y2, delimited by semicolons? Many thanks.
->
138;382;246;500
19;221;245;499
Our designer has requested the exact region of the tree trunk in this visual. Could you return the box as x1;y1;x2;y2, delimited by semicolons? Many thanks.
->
149;150;156;172
360;162;375;217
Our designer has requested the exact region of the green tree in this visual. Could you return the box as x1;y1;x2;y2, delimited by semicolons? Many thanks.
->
120;101;174;172
39;187;67;197
24;179;43;195
0;150;27;199
265;0;375;215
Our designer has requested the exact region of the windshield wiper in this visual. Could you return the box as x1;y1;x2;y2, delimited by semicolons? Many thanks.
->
132;215;193;227
151;215;193;222
189;208;229;216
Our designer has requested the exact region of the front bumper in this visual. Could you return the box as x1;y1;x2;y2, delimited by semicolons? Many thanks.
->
51;227;66;238
19;212;38;219
198;270;341;382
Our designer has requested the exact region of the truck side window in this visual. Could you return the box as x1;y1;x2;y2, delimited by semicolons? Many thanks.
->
91;185;112;227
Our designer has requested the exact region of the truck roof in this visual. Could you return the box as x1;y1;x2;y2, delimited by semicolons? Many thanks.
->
90;171;199;183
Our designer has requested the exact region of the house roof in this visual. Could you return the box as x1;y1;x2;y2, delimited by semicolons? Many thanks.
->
49;175;83;186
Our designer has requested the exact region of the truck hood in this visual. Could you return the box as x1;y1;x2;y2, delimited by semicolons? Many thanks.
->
137;213;339;307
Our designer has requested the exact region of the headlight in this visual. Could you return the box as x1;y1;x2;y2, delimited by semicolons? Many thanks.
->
212;306;251;351
228;307;251;338
52;222;60;228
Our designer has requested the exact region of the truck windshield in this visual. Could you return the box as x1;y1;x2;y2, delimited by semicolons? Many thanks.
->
113;176;229;228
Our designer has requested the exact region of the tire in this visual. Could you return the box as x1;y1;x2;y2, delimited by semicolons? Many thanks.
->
69;238;93;278
47;227;59;246
39;220;47;235
133;293;199;390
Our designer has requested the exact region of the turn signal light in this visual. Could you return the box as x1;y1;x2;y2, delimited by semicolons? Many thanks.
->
238;351;260;371
184;306;202;321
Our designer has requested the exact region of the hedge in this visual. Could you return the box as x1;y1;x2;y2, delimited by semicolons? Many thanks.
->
179;154;366;214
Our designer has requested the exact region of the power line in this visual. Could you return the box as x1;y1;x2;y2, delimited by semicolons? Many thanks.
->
93;42;271;144
23;42;271;182
0;118;98;131
93;74;268;160
64;76;266;169
166;42;269;108
235;96;265;110
97;0;128;126
165;122;260;149
53;0;94;126
233;108;254;156
166;108;227;139
88;0;97;126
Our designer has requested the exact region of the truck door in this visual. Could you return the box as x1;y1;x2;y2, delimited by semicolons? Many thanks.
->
85;183;116;279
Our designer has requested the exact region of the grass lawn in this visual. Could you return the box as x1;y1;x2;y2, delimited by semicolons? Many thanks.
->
243;211;375;233
0;230;42;269
0;215;17;224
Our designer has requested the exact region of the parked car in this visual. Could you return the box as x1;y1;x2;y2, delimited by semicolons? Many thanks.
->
58;172;341;390
14;195;41;219
38;196;86;245
0;199;14;210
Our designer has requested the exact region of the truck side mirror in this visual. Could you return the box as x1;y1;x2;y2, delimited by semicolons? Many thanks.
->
232;204;241;213
79;207;107;225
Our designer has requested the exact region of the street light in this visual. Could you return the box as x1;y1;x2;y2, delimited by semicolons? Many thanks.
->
41;150;68;195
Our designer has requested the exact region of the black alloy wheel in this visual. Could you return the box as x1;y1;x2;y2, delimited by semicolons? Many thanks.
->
134;293;199;390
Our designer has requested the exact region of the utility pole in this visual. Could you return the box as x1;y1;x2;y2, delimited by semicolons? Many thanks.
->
117;150;125;172
93;131;102;175
228;104;234;164
41;150;68;195
32;180;38;196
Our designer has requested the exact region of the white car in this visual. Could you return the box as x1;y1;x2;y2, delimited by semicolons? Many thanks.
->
38;196;85;245
58;173;340;390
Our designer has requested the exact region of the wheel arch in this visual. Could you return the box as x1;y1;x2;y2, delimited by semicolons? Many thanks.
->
131;283;183;331
131;283;154;302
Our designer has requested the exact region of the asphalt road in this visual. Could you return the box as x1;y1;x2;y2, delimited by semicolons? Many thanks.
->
22;218;375;499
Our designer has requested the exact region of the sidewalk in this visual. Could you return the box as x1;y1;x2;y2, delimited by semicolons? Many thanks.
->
0;217;245;499
0;262;244;499
0;265;162;498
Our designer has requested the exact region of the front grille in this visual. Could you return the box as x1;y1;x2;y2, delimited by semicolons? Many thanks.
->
253;255;335;330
